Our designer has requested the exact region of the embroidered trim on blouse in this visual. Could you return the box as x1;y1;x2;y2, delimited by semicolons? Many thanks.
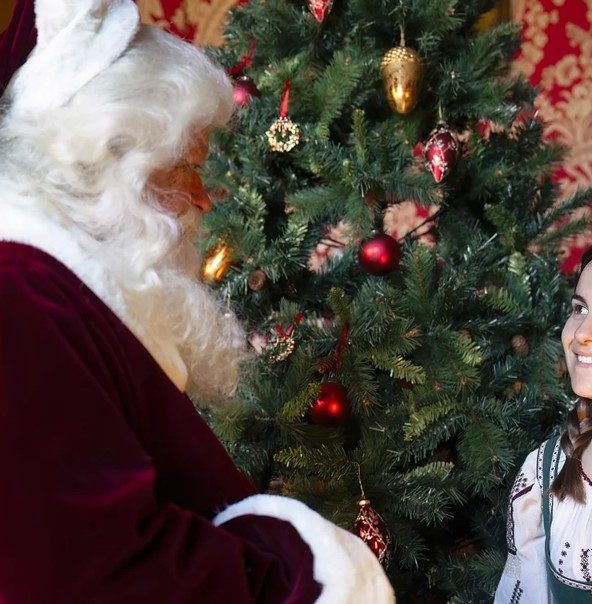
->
551;439;561;479
506;474;533;555
577;459;592;488
509;579;523;603
581;549;592;582
537;443;545;488
550;565;592;591
549;439;561;518
503;552;521;579
558;545;569;575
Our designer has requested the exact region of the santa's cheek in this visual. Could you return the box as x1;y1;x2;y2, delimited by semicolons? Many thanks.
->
148;167;211;212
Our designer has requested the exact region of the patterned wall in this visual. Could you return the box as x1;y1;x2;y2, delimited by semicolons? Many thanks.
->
136;0;238;46
512;0;592;272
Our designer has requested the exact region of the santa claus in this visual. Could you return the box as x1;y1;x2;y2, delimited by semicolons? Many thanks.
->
0;0;394;602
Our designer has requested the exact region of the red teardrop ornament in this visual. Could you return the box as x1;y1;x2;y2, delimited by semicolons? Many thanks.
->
424;125;460;183
354;499;391;565
307;0;334;23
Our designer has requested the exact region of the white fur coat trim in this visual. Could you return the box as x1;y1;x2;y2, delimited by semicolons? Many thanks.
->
213;494;396;603
0;203;188;392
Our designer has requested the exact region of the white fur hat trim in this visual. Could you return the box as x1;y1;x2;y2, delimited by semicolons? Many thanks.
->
10;0;140;117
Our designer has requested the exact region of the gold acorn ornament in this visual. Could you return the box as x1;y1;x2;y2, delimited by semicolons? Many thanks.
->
201;240;233;283
380;28;425;114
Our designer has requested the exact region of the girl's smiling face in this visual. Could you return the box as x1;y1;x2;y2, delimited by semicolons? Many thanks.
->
563;262;592;398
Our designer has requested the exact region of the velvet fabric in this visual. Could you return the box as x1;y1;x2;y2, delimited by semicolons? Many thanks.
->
0;0;35;92
0;241;321;603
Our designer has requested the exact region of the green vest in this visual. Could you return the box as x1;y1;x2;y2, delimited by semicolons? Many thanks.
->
542;436;592;601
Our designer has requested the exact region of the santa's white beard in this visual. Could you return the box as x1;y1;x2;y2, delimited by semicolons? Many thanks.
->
0;126;247;403
107;205;247;405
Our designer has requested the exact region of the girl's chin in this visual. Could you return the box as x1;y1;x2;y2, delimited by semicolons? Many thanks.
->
572;382;592;399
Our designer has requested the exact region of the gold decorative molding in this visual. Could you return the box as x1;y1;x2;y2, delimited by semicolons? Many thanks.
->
137;0;238;46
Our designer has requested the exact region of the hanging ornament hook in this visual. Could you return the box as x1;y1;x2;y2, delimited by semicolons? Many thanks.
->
279;79;292;119
266;79;301;152
227;39;257;78
355;462;367;501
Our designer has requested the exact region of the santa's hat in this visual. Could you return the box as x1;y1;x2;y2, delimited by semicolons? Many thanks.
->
6;0;140;116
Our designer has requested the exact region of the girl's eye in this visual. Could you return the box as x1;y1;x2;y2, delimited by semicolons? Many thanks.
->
574;303;589;316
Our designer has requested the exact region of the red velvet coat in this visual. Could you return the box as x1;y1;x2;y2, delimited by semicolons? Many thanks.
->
0;241;322;603
0;234;395;604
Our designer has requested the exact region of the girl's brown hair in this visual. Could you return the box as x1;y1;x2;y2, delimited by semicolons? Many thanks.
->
551;247;592;503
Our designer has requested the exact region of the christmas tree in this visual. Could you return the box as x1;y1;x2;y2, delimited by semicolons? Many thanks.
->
200;0;591;600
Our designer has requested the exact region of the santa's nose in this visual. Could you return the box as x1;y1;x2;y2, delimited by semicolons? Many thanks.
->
190;186;212;213
184;170;211;213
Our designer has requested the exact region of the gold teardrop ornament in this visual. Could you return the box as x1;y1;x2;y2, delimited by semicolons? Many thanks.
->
201;241;233;283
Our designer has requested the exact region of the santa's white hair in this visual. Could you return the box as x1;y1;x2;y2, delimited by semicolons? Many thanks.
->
0;25;247;404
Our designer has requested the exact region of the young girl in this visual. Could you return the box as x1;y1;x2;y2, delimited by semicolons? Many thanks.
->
495;247;592;602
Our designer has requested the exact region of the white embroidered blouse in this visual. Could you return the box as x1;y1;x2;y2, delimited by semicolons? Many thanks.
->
495;443;592;603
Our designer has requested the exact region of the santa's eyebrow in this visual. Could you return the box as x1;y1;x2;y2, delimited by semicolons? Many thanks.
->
573;294;588;305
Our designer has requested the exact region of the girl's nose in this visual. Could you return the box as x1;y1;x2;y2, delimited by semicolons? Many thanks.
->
576;314;592;344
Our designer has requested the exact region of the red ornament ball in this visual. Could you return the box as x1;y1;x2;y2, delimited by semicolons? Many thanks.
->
354;500;391;565
310;383;350;427
233;75;261;107
424;125;460;183
358;234;400;275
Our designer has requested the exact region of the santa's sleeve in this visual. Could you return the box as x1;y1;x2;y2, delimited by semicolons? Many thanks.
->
0;258;394;604
494;448;551;603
